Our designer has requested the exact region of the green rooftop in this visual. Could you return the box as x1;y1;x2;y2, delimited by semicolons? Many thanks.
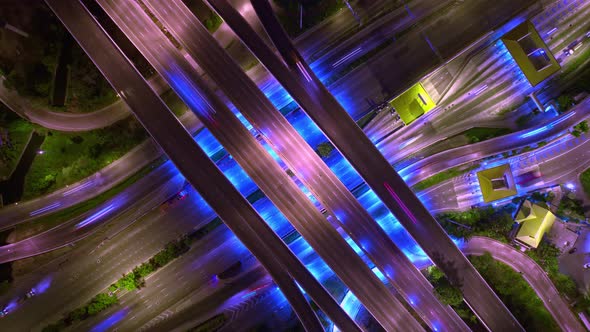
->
501;20;560;86
515;200;555;248
477;164;517;203
389;82;436;125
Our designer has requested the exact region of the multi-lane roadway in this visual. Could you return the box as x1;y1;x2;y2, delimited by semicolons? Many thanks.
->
244;0;522;330
4;0;590;330
95;1;413;331
41;1;357;330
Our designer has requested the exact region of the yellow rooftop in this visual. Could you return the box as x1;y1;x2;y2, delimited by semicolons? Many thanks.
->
515;200;555;248
477;164;517;203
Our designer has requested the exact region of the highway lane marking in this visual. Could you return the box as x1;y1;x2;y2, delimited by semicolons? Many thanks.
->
62;180;94;196
29;202;62;216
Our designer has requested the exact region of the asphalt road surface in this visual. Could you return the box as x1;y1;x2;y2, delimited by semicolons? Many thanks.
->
0;112;201;227
464;236;584;332
207;0;469;330
143;0;424;330
42;1;355;330
400;99;590;186
96;1;410;331
248;1;522;330
0;76;164;132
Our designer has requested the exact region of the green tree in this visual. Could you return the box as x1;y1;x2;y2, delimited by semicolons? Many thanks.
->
41;321;66;332
552;273;578;299
557;94;574;112
578;120;589;133
581;168;590;197
116;273;138;291
86;293;118;316
427;266;446;283
471;253;560;331
434;284;464;306
315;142;334;158
68;307;87;322
133;262;154;278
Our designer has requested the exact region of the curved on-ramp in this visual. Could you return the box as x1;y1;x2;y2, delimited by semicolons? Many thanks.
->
464;236;584;332
0;75;169;131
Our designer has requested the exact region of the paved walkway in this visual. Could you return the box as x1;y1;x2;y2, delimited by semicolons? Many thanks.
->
464;236;584;332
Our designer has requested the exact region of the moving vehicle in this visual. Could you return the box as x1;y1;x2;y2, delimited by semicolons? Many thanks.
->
160;188;190;212
25;289;35;299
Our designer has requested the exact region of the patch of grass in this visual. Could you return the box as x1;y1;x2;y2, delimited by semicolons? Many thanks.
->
184;0;224;33
203;12;223;33
557;191;585;222
23;117;148;199
557;94;575;113
110;237;191;292
497;107;515;117
9;158;165;243
0;109;34;179
64;44;117;113
315;141;334;158
462;127;511;144
426;266;483;329
436;206;515;242
243;58;260;71
161;89;189;117
412;165;478;191
526;242;578;299
42;293;119;332
571;120;589;137
44;235;194;332
581;167;590;198
2;6;116;114
470;252;560;332
562;45;590;77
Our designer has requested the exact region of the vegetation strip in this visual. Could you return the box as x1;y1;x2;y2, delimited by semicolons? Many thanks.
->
581;167;590;198
412;165;479;192
41;235;194;332
470;252;560;331
9;157;165;243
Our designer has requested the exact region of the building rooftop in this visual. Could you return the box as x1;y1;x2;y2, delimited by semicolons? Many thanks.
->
389;82;436;125
514;200;556;248
477;164;517;203
501;20;560;86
